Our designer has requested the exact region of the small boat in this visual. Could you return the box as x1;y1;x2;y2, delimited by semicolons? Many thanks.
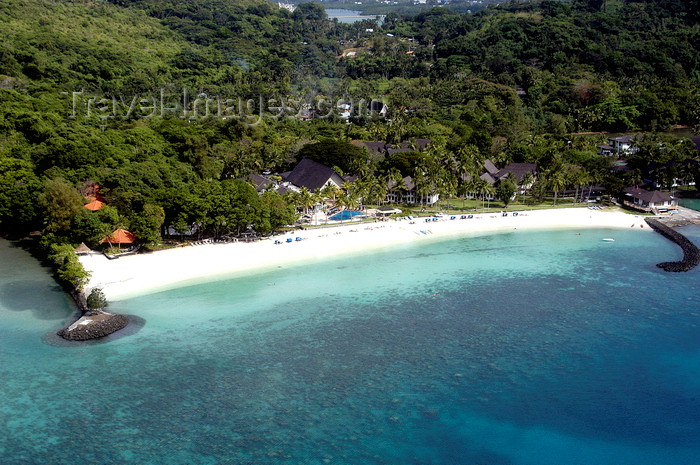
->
602;238;615;242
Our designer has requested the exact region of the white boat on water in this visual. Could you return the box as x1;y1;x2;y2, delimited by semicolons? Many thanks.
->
602;238;615;242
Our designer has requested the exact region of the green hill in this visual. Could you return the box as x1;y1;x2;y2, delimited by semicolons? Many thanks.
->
0;0;188;92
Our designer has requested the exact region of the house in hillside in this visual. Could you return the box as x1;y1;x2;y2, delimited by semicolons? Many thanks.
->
297;106;315;121
82;182;106;211
284;158;345;192
386;176;439;206
166;223;199;237
622;187;677;214
598;134;642;156
368;100;388;118
385;138;431;155
354;139;431;162
243;173;278;193
691;135;700;154
84;198;105;211
338;103;352;121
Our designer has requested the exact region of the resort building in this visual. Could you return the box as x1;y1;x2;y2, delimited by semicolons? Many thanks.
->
84;198;105;211
354;139;432;159
243;173;278;193
461;160;537;199
82;182;106;211
495;162;537;194
691;135;700;154
386;175;439;206
598;134;642;156
483;159;500;177
284;158;345;192
622;187;677;214
102;229;138;248
375;206;402;217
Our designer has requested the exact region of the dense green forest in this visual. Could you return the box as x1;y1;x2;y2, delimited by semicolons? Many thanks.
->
0;0;699;287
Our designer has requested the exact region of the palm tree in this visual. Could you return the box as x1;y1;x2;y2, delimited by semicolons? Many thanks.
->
438;173;457;210
286;191;302;215
298;187;314;214
471;178;487;210
334;191;348;211
520;171;535;195
311;191;324;212
388;171;408;205
320;184;339;203
371;176;389;206
573;170;592;203
483;182;496;209
548;169;567;206
586;169;603;204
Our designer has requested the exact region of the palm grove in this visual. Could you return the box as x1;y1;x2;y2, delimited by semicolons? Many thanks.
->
1;0;699;289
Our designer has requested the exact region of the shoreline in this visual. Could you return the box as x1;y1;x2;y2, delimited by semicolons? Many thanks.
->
80;207;652;301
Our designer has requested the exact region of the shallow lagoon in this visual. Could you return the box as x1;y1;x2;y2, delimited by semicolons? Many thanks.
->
1;226;699;464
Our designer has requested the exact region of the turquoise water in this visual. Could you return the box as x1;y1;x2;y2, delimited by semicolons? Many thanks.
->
680;198;700;211
1;226;699;464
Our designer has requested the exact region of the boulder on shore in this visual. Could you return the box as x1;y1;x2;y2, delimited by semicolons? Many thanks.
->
57;312;129;341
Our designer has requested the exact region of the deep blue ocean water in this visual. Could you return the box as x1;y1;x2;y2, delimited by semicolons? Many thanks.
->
1;225;699;465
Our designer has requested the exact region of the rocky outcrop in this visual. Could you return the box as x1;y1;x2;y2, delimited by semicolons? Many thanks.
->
57;312;129;341
645;218;700;272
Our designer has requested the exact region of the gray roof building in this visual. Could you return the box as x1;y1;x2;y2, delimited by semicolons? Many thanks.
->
495;163;537;183
285;158;345;192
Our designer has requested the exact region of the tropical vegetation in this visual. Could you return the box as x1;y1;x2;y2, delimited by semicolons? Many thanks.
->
0;0;698;287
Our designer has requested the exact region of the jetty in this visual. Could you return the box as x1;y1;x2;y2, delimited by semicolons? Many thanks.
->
57;286;128;341
57;312;129;341
645;207;700;272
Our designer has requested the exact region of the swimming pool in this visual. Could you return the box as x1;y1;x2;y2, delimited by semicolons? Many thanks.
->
329;210;364;221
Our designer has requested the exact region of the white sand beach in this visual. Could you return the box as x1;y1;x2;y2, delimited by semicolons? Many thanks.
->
80;207;651;301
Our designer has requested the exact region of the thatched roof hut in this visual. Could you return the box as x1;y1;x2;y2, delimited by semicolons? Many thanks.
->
74;242;92;255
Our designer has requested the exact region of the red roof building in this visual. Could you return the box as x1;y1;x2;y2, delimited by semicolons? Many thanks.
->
84;199;105;211
102;229;137;245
